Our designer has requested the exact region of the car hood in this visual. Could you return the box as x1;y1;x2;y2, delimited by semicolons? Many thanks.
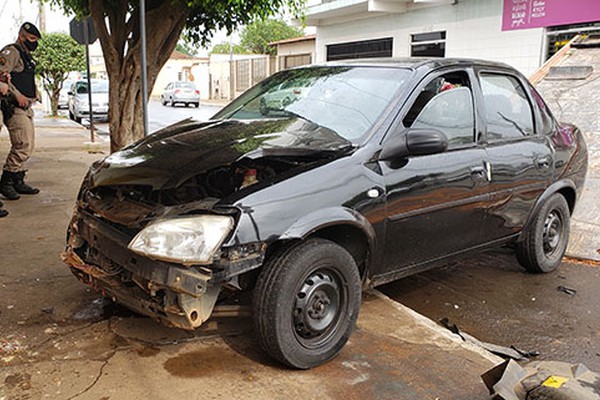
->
90;118;352;190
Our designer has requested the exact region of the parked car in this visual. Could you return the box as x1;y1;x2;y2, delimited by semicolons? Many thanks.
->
57;79;73;109
67;79;109;123
161;81;200;107
63;59;587;369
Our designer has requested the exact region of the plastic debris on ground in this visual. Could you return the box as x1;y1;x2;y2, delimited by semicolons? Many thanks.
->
482;359;600;399
440;318;537;361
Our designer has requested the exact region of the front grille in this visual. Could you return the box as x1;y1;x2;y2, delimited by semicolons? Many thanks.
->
82;185;162;230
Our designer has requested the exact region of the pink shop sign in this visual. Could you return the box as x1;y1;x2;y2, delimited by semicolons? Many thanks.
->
502;0;600;31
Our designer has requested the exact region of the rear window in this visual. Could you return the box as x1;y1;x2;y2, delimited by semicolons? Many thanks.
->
176;82;196;89
480;73;534;140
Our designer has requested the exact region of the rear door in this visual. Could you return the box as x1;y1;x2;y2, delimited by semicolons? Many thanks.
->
376;68;489;278
475;70;554;241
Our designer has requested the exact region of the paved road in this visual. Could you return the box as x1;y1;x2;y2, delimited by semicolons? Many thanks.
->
381;249;600;371
144;99;224;132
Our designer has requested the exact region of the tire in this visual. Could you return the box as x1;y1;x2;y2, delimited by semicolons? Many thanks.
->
68;109;74;120
161;98;167;106
193;103;199;108
253;238;361;369
170;98;175;107
516;193;570;273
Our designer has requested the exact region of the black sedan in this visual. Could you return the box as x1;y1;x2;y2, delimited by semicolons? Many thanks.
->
63;58;588;369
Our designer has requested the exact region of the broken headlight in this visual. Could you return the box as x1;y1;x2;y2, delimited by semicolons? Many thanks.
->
128;215;233;265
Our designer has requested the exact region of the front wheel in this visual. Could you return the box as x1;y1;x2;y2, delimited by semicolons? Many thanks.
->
253;238;361;369
516;193;570;273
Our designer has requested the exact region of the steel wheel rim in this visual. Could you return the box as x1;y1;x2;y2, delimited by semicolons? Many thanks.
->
293;268;346;348
543;209;563;257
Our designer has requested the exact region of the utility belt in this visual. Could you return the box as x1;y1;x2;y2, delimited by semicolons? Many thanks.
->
0;95;32;122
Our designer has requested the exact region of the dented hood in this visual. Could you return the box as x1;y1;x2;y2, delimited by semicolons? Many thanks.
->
89;118;352;190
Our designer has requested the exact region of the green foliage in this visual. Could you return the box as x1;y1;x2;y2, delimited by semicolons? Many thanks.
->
34;32;86;116
175;42;195;57
210;42;249;55
47;0;305;48
240;19;304;55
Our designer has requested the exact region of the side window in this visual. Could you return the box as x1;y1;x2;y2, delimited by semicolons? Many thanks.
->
403;71;475;148
480;73;534;140
528;83;556;136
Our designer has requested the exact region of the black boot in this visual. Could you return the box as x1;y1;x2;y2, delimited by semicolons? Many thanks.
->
0;170;20;200
0;199;7;217
13;171;39;195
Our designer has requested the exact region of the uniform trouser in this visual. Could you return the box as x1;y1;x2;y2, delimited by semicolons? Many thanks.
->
3;107;35;173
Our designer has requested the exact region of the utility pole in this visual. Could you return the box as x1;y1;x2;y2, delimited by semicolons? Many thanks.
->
229;34;234;101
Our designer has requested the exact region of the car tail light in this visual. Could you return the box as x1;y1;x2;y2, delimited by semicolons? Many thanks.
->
194;90;200;95
175;89;181;94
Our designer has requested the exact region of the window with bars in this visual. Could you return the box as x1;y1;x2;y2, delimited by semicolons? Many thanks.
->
326;38;393;61
411;31;446;58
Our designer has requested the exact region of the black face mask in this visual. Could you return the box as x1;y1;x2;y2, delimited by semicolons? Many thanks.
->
24;39;38;52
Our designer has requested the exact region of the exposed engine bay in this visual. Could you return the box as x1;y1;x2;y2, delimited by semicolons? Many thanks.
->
63;153;326;330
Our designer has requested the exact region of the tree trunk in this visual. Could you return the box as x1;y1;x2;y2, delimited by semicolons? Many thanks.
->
51;87;59;117
89;0;188;153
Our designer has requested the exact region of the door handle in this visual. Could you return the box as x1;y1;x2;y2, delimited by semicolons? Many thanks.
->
535;156;552;169
472;162;492;182
471;166;486;180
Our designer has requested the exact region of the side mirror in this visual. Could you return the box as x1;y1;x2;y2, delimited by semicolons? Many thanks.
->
380;128;448;160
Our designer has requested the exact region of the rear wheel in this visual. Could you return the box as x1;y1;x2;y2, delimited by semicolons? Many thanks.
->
516;193;570;273
170;98;175;107
253;238;361;369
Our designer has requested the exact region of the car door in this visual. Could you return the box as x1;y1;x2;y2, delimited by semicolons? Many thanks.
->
376;69;490;279
475;70;554;242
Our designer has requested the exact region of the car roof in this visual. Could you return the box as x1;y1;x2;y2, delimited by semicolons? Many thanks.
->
304;57;514;71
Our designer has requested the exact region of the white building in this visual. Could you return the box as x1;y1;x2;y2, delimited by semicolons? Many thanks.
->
305;0;600;76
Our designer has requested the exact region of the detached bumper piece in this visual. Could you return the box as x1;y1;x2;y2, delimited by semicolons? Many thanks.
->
62;211;220;330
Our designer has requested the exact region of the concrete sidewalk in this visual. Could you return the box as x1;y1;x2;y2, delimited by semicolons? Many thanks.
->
0;126;502;399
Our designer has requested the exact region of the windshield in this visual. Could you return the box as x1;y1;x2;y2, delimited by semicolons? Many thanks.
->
76;80;109;94
213;66;410;142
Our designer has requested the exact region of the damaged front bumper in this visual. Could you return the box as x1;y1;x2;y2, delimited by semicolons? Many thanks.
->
62;209;264;330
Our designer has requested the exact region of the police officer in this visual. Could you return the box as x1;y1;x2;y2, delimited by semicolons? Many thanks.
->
0;22;41;201
0;73;10;217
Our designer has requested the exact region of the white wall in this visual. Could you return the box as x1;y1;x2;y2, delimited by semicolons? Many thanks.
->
314;0;545;76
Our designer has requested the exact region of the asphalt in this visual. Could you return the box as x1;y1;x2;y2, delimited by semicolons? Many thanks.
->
0;119;503;399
